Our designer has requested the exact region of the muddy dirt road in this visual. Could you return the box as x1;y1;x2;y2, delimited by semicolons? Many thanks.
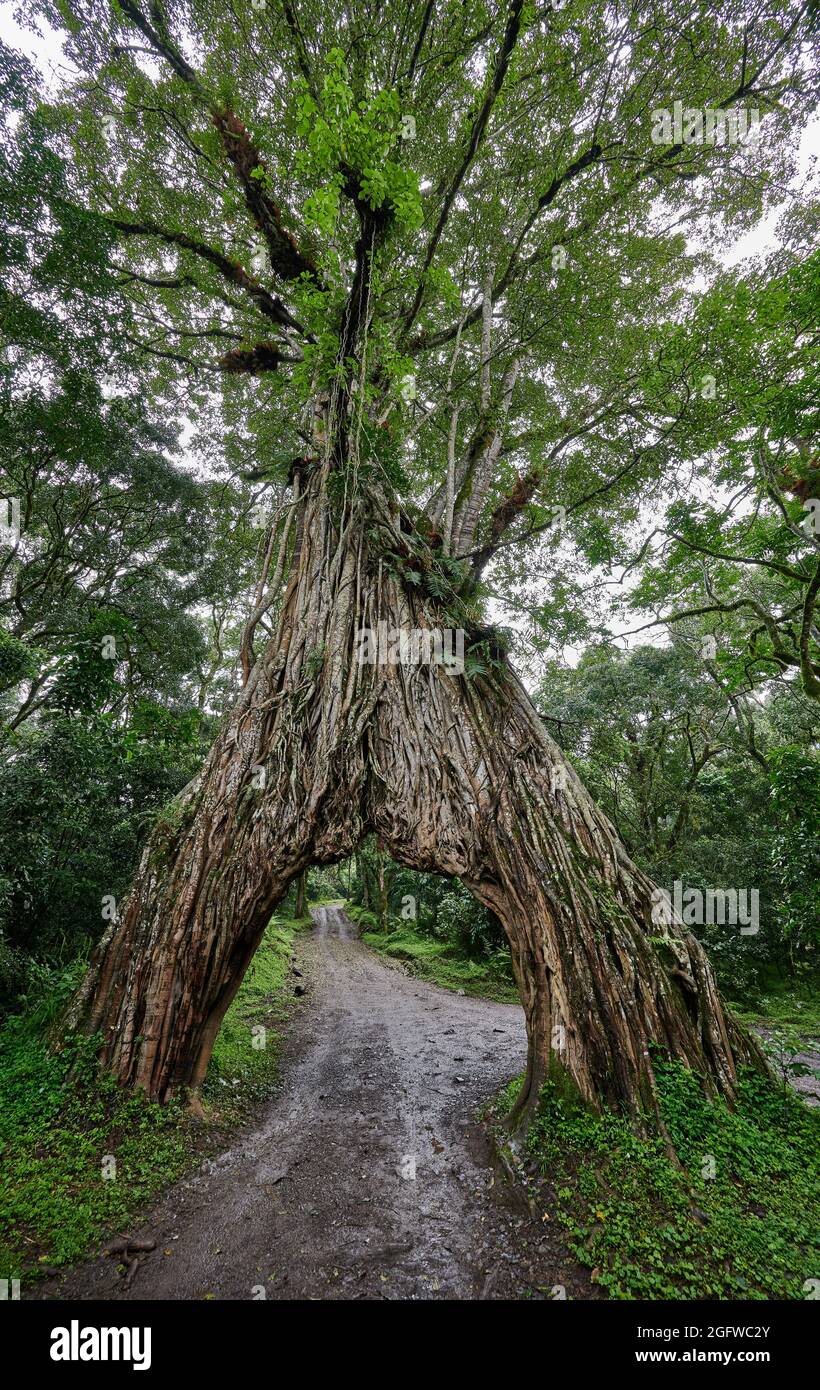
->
48;905;591;1301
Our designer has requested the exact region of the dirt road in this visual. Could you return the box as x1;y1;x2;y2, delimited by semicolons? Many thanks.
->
48;905;590;1301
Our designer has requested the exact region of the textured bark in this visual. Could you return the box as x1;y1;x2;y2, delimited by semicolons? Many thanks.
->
293;871;307;920
65;464;763;1124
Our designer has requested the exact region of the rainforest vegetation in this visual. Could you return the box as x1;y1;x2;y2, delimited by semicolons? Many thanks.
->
0;0;818;1304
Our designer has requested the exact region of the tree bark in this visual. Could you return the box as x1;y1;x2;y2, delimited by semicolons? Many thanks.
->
64;463;763;1126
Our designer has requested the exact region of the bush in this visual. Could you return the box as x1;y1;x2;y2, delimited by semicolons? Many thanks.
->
523;1059;820;1299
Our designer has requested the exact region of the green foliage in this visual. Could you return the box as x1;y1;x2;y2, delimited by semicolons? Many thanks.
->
347;841;509;956
3;0;810;570
429;876;506;957
0;711;207;1007
0;1015;190;1277
537;644;819;1000
0;629;37;691
294;52;422;234
524;1062;820;1299
617;256;820;709
0;2;815;1305
769;748;820;963
205;922;297;1104
0;86;267;1008
363;921;517;1003
735;977;820;1033
344;902;381;933
0;919;296;1281
343;840;515;999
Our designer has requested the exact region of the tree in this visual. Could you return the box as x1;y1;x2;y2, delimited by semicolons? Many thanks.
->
293;869;307;919
768;746;820;975
17;0;815;1126
622;257;820;707
538;643;757;863
536;643;819;997
0;55;264;1002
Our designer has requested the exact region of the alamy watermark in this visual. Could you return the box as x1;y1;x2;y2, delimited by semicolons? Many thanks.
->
50;1322;151;1371
651;101;761;149
355;623;464;674
652;881;759;935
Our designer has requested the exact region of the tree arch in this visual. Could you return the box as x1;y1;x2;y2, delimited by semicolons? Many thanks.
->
36;0;807;1129
65;462;762;1128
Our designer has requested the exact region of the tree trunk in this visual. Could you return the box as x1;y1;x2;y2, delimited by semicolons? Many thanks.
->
64;462;763;1125
293;871;307;920
375;846;390;929
359;853;371;912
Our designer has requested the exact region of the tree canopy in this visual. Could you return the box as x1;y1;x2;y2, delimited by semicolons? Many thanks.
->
4;0;817;589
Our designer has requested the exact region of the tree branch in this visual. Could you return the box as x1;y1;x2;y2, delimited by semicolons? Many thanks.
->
399;0;526;340
108;218;308;335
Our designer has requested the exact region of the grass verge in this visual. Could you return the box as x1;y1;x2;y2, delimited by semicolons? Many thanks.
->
353;913;518;1003
0;918;299;1287
733;977;820;1033
507;1059;819;1299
